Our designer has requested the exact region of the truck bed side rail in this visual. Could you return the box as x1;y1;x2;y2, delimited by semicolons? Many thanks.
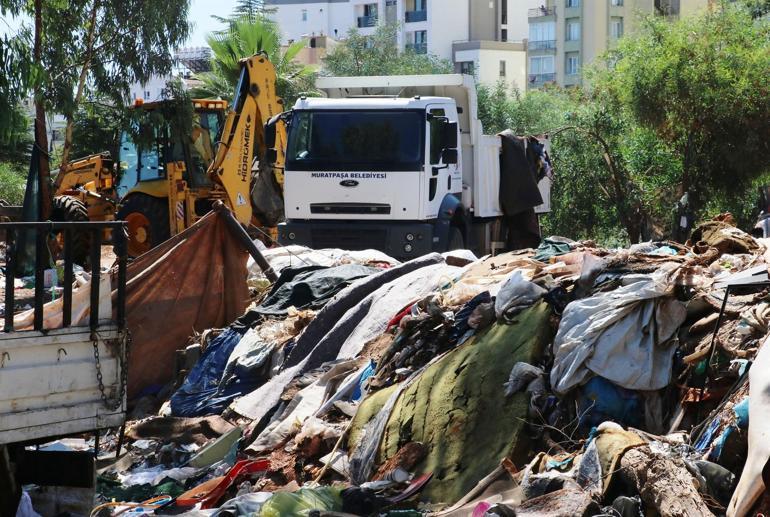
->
1;221;127;332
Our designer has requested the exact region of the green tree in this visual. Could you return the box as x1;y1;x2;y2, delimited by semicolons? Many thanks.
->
69;100;127;160
35;0;192;171
190;16;316;107
476;81;682;244
594;4;770;219
323;23;453;76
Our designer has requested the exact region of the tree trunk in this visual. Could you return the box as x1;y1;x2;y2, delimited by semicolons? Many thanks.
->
619;446;714;517
33;0;51;221
59;0;100;172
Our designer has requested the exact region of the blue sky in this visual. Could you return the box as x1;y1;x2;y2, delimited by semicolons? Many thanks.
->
1;0;239;48
188;0;240;46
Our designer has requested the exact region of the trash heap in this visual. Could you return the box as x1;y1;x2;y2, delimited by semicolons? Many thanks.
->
88;217;770;516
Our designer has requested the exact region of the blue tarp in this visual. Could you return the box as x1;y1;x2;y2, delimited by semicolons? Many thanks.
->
170;328;254;417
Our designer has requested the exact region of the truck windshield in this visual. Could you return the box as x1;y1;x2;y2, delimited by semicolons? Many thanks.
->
286;110;424;172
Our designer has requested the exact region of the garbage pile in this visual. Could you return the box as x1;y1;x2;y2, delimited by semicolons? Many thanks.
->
80;217;770;515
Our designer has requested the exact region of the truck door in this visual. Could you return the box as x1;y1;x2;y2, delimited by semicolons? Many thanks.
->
423;105;460;219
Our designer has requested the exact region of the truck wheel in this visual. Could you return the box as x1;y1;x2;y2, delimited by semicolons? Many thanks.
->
448;226;465;251
117;193;169;257
51;195;91;267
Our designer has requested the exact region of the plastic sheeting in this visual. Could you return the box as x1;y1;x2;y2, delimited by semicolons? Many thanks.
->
248;245;398;279
232;254;445;422
255;264;376;316
336;262;462;359
550;270;687;395
170;328;247;417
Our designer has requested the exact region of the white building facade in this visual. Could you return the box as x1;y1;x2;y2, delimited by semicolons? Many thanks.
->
267;0;542;90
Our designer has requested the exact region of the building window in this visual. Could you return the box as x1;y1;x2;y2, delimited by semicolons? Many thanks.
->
301;9;307;21
529;55;555;74
459;61;474;76
499;60;506;77
610;16;624;38
611;0;624;5
529;21;555;46
408;30;427;53
566;52;579;75
566;18;581;41
501;28;508;41
566;0;580;7
501;0;508;24
144;90;151;98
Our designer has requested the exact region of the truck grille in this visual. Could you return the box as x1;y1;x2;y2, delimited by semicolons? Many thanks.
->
310;203;391;215
311;228;387;250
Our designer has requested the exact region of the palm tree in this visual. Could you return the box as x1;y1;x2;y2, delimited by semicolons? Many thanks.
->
190;16;316;107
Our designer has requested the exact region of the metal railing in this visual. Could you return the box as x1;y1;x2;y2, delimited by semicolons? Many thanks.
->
528;7;555;17
528;73;556;85
357;15;377;28
405;10;427;23
406;42;428;54
528;39;556;50
1;220;127;333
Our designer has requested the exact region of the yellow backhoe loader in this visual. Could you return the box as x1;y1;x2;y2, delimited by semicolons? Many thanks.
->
117;53;287;257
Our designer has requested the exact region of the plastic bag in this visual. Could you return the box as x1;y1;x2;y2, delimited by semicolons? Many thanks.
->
494;270;546;319
259;486;342;517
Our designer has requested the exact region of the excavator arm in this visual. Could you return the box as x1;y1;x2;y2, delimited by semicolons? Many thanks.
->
207;53;287;225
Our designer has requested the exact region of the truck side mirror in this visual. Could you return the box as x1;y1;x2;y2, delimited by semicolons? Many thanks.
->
441;148;458;165
443;121;458;149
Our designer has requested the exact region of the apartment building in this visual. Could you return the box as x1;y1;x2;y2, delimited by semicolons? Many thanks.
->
526;0;711;89
266;0;543;90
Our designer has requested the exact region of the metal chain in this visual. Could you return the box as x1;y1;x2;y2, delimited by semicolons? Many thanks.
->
92;329;131;411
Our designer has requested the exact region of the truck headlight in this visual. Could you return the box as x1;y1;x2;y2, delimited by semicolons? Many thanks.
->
404;244;413;253
288;232;296;240
405;233;415;242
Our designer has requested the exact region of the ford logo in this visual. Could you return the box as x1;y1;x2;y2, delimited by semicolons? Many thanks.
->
340;180;359;187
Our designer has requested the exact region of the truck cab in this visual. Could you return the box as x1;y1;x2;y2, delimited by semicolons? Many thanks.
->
281;95;462;257
278;74;550;259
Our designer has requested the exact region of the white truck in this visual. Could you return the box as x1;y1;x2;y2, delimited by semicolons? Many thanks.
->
0;221;128;514
277;74;550;258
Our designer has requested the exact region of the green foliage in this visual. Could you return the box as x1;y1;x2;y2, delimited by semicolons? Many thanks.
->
323;24;453;76
70;100;128;159
190;16;316;107
32;1;192;116
593;5;770;212
0;30;31;143
0;102;32;165
128;79;194;154
0;161;27;204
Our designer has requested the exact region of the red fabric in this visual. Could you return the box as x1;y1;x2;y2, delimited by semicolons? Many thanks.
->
121;211;249;399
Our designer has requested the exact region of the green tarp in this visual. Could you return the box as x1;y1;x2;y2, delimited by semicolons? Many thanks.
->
351;301;554;505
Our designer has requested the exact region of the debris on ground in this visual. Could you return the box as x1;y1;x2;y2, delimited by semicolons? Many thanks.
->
17;215;770;516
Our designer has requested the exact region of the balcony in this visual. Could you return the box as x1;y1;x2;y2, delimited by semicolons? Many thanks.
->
528;73;556;85
405;10;427;23
357;15;377;28
406;42;428;54
528;40;556;51
528;7;555;17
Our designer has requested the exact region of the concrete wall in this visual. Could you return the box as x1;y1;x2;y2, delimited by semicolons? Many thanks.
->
428;0;469;60
267;0;355;43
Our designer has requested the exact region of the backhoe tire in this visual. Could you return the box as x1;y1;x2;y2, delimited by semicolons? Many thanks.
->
51;195;91;268
117;193;169;258
448;226;465;251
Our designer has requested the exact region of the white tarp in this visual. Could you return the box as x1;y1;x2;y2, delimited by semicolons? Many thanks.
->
550;269;687;395
727;334;770;516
